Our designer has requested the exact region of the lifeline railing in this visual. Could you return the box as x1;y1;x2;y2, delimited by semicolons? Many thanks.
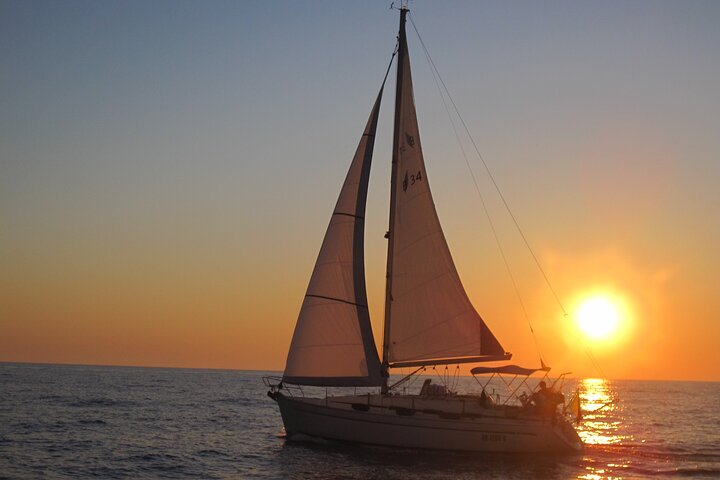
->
262;376;305;398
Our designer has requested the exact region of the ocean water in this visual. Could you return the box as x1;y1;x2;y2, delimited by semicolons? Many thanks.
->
1;364;719;479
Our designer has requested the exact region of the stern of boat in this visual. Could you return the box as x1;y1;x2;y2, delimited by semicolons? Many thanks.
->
553;416;583;452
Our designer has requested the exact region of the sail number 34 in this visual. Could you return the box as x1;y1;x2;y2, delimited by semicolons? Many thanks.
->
402;170;423;192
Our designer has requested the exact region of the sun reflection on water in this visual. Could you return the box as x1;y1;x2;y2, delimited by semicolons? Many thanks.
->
574;378;633;480
576;378;627;446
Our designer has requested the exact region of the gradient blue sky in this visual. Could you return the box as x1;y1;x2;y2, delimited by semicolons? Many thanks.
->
2;1;719;379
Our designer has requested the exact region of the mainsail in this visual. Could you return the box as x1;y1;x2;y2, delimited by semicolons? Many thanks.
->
282;89;385;387
383;9;509;368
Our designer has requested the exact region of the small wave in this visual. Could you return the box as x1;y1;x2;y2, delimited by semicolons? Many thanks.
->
672;467;720;477
127;453;190;476
590;443;720;461
621;465;720;477
45;444;75;454
128;452;181;462
83;464;136;478
38;394;67;402
18;420;69;433
676;454;720;464
196;448;228;457
213;397;256;405
67;398;131;408
76;418;107;425
286;432;334;445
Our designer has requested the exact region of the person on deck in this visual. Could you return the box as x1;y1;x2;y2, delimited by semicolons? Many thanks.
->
532;381;551;405
530;381;563;417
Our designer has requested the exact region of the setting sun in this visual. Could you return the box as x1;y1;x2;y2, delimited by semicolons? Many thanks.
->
577;296;620;340
571;290;634;346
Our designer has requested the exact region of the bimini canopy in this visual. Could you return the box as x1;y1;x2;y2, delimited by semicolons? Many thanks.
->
470;365;550;376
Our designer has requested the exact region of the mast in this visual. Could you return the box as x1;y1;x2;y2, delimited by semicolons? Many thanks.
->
381;5;407;393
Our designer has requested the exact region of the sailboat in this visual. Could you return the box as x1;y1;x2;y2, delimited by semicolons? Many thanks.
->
266;6;582;453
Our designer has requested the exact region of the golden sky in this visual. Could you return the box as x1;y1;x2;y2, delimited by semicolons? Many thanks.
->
2;1;719;381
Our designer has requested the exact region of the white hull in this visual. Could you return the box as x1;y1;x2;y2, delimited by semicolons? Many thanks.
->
273;392;582;453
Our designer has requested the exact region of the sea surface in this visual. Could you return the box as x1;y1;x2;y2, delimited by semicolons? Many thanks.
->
1;363;719;479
